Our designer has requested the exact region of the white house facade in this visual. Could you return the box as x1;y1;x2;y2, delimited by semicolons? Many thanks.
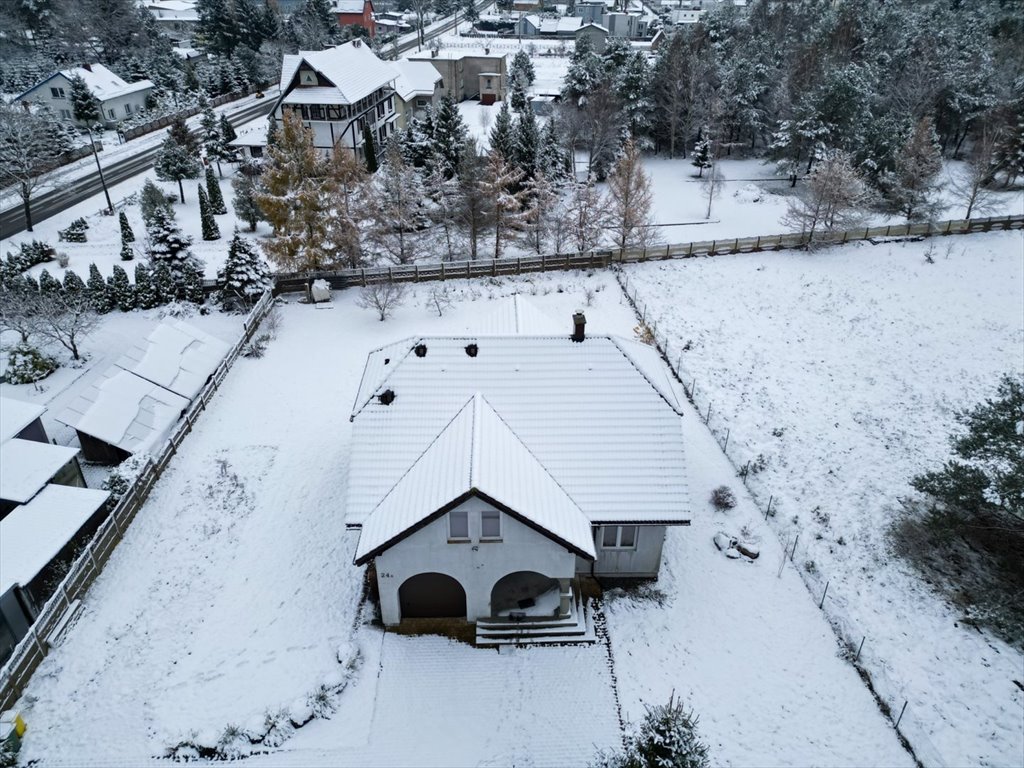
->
14;64;154;127
272;41;399;160
346;305;691;643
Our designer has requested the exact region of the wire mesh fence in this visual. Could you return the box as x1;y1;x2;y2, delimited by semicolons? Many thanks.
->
615;270;947;767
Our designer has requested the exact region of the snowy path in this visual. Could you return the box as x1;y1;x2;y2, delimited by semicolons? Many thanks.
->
621;232;1024;767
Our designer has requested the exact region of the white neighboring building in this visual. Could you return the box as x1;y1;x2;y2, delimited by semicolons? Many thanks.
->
272;41;399;160
391;59;443;129
346;310;691;641
143;0;200;43
13;64;154;127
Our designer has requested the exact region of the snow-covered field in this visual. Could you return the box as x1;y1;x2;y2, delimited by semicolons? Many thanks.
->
13;273;911;766
621;231;1024;767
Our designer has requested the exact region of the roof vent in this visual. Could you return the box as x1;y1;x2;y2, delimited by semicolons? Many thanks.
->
571;311;586;343
414;343;427;358
352;39;362;48
384;357;390;365
465;343;478;357
378;389;396;405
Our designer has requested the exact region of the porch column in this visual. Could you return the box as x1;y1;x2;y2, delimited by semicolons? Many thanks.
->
558;578;572;618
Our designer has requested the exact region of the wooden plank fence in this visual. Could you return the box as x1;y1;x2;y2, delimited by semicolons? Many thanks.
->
271;214;1024;294
0;291;275;713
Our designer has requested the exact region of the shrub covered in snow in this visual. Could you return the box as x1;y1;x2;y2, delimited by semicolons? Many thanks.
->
59;217;89;243
1;342;58;384
101;454;150;501
594;695;710;768
710;485;737;511
218;232;271;311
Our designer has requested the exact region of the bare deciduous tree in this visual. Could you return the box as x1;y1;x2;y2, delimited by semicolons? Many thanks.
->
33;287;100;360
950;127;1001;219
356;280;407;321
564;179;608;253
700;161;723;220
605;140;658;250
0;106;64;232
782;149;868;244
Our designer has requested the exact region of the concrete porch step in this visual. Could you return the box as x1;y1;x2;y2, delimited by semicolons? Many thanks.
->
476;599;596;646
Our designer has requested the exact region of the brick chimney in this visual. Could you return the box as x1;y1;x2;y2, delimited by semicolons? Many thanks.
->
571;311;586;342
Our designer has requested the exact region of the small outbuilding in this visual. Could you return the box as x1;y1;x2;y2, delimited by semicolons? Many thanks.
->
115;319;231;400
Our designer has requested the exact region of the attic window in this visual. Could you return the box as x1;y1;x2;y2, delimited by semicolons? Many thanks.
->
378;389;396;405
414;344;427;358
465;343;478;358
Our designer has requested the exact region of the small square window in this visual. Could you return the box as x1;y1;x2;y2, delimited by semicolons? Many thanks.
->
51;87;65;99
481;510;500;539
449;509;469;539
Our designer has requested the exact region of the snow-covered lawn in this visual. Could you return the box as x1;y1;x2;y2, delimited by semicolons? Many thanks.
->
13;272;911;766
621;231;1024;767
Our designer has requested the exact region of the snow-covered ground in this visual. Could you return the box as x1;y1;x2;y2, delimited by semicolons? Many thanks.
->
12;273;911;766
621;231;1024;767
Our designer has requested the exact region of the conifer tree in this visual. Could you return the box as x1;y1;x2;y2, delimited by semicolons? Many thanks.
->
120;236;135;261
538;120;568;182
489;101;516;160
152;263;176;304
38;268;62;296
155;117;201;203
147;208;204;298
183;262;205;304
514;111;540;181
363;125;378;173
256;111;336;272
215;113;239;172
219;231;271;308
510;50;535;90
367;139;424;265
509;78;527;114
134;262;161;309
62;269;86;295
108;264;135;311
520;171;559;254
232;158;265;232
432;97;469;179
140;179;175;227
119;210;135;243
691;136;712;178
205;166;228;214
68;74;101;127
200;97;220;164
198;185;221;240
884;117;944;221
86;263;112;313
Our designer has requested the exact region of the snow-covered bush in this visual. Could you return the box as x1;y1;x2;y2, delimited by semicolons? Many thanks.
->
59;217;89;243
101;454;150;501
594;695;710;768
710;485;737;511
218;233;271;311
1;342;58;384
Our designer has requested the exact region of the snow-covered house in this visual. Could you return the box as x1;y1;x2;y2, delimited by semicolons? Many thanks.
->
391;59;443;130
408;50;508;103
575;22;609;52
0;396;86;519
333;0;376;37
272;41;399;160
13;64;154;127
346;309;690;641
58;369;190;464
143;0;200;43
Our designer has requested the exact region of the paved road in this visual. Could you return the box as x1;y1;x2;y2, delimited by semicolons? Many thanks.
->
0;94;276;241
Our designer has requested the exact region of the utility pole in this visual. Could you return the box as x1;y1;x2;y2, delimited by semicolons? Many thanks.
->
87;127;114;215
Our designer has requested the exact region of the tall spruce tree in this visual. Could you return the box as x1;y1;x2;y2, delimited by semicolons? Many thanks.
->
232;158;265;232
134;262;161;309
489;101;516;159
108;264;135;311
218;231;271;308
198;185;221;240
155;118;201;203
68;74;101;126
147;208;203;298
119;210;135;242
432;97;469;179
514;111;540;181
86;263;112;313
205;165;228;214
62;269;86;295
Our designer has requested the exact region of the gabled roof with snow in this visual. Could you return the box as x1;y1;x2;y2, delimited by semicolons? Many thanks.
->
145;0;200;21
278;42;398;107
0;396;45;443
333;0;370;12
57;369;189;455
392;59;443;101
355;394;596;564
0;485;109;593
347;334;689;528
115;319;231;401
476;294;561;336
0;439;79;504
17;64;153;104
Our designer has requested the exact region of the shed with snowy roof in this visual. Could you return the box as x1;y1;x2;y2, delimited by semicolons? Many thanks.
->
346;311;690;642
114;319;231;401
57;369;190;464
